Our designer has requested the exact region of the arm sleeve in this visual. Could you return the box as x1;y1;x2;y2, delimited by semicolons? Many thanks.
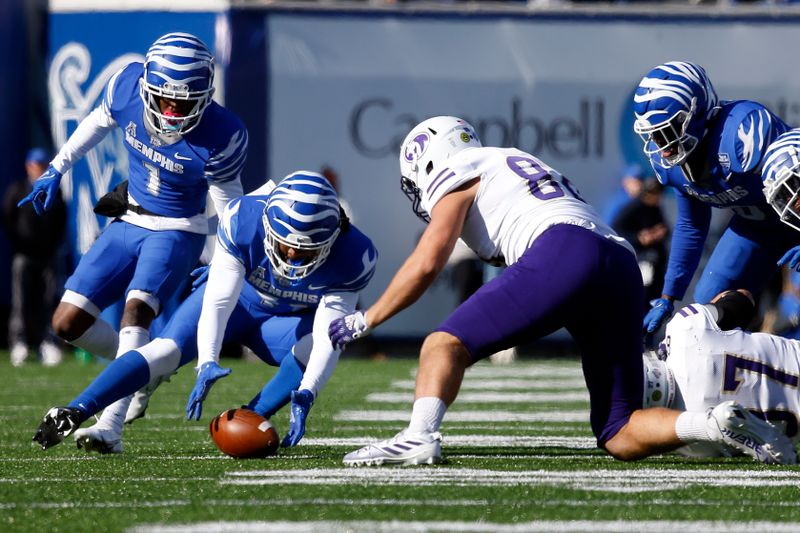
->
50;106;117;174
662;192;712;300
297;291;359;398
196;247;246;368
207;179;244;236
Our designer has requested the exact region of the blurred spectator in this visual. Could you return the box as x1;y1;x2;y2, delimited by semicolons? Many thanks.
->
2;148;67;366
610;176;669;312
602;163;646;225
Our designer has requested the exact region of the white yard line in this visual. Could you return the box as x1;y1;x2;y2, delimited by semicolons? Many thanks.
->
127;520;800;533
335;410;590;422
302;435;596;448
220;467;800;493
390;379;587;391
367;391;589;403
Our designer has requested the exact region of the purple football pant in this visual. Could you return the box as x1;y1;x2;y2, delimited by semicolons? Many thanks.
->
436;224;645;446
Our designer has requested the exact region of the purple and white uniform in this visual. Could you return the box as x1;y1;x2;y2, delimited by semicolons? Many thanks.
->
663;304;800;456
426;146;643;446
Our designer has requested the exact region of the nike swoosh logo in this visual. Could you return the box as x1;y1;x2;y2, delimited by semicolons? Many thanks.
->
175;152;192;161
308;284;327;291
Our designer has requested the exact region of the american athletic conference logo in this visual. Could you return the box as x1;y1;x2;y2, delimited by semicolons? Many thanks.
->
49;42;143;254
403;133;430;163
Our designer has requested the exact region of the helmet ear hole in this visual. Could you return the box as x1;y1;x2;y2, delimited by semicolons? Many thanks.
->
425;161;434;175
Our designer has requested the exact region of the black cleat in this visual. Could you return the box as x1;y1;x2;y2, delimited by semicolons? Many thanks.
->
32;407;83;450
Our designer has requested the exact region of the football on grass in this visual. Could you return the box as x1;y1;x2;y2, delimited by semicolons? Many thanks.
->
209;408;280;458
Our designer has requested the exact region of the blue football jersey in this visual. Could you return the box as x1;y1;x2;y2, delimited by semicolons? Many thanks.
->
217;194;378;314
650;100;789;216
648;100;791;299
102;63;248;218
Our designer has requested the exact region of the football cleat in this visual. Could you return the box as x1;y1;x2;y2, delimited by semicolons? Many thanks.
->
707;401;797;465
125;373;173;424
32;407;83;450
74;425;123;454
343;430;442;467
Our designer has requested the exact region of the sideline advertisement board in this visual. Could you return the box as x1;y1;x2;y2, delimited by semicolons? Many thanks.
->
260;11;800;335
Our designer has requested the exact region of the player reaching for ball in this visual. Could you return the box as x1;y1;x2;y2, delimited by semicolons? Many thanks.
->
32;172;377;454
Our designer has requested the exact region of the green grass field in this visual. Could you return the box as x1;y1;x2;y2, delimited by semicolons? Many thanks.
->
2;352;800;532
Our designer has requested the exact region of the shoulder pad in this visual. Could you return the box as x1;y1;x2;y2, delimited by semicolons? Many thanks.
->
718;100;786;174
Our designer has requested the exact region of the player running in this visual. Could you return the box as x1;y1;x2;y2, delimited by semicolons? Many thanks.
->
18;32;248;427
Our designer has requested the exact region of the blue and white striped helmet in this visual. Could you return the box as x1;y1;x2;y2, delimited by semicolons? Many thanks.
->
263;171;341;281
139;32;215;135
633;61;719;174
762;129;800;232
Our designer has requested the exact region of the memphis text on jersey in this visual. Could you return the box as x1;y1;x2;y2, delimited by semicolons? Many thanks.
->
125;122;185;174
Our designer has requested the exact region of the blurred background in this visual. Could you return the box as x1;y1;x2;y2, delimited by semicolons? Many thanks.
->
2;0;800;356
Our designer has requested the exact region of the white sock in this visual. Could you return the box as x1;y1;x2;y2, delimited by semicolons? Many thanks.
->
407;397;447;434
675;411;714;443
72;318;119;360
95;326;151;434
117;326;150;357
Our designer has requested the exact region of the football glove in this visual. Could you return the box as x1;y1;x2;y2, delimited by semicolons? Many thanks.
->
18;165;62;215
779;245;800;272
328;311;371;350
643;297;674;334
186;362;232;420
190;265;210;291
281;389;314;448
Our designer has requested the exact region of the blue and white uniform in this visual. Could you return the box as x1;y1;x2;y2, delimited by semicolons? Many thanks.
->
648;101;794;303
54;61;247;316
67;185;378;419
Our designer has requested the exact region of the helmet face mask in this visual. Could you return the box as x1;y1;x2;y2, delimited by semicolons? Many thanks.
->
398;116;482;222
263;172;341;283
762;131;800;232
139;33;215;135
634;62;718;180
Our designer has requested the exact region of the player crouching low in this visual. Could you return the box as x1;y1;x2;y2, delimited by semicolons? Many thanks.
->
643;288;800;460
32;172;377;453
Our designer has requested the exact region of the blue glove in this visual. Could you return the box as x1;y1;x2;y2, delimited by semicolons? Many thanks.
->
328;311;371;350
186;362;232;420
779;246;800;272
17;165;62;215
190;265;210;291
281;389;314;447
643;297;674;334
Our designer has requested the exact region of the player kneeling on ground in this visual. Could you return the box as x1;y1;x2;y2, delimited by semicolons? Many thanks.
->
33;172;377;454
329;116;797;466
644;288;800;459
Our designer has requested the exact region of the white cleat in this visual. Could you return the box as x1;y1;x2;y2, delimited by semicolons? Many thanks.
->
343;430;442;467
74;425;123;455
10;343;29;367
707;401;797;465
125;373;172;424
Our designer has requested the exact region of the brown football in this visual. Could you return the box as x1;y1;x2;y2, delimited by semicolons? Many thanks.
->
209;408;280;458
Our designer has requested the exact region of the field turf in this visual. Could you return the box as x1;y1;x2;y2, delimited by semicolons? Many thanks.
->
2;352;799;532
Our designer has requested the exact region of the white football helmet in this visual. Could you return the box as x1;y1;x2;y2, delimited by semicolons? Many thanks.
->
642;353;679;409
762;129;800;232
399;116;482;222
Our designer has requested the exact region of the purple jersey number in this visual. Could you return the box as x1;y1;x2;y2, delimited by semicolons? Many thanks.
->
506;156;584;202
723;353;799;437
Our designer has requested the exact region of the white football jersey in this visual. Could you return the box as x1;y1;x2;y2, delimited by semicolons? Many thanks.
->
422;147;632;265
664;303;800;453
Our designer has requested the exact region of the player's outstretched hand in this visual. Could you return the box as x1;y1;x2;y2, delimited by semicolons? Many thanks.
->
281;389;314;448
17;165;62;215
186;362;232;420
190;265;210;291
328;311;371;350
778;245;800;272
643;297;674;335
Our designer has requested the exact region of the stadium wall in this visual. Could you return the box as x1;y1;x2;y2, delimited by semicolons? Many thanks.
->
46;2;800;338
